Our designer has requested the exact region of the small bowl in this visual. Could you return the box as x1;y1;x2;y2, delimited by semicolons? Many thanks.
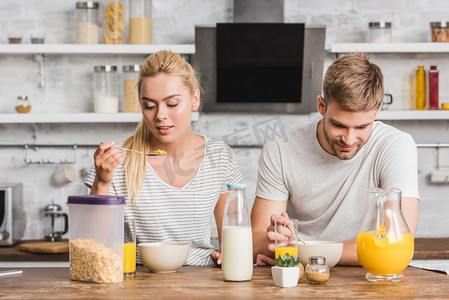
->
138;242;189;273
441;103;449;110
292;241;343;269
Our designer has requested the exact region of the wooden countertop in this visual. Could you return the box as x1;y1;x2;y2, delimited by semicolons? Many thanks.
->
1;265;448;299
0;237;447;262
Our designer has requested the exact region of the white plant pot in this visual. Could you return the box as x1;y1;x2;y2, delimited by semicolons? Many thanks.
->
271;266;300;288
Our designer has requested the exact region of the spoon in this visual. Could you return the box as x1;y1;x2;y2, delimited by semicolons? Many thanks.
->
100;142;167;157
115;146;167;157
287;224;307;245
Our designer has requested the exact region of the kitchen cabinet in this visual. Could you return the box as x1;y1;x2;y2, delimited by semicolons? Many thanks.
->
0;44;197;124
330;42;449;119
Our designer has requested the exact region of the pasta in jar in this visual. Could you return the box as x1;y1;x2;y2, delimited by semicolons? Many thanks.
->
103;0;125;44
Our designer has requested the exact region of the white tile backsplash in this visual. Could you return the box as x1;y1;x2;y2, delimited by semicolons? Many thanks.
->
0;0;448;240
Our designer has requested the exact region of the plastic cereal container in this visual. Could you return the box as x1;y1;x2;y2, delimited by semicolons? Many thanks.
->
67;195;125;283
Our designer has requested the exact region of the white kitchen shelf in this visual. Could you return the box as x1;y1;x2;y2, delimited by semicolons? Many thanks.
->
376;110;449;120
0;111;199;123
0;44;195;55
330;43;449;54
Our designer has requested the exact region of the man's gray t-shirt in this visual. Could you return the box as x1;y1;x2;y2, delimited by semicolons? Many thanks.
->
256;119;419;242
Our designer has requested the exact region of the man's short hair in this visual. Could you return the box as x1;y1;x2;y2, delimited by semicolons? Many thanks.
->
323;53;384;111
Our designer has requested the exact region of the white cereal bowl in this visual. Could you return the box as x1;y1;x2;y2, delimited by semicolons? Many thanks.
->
292;241;343;269
138;242;190;273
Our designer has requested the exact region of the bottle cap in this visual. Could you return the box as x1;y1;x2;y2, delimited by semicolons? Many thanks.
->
227;183;246;189
309;256;326;264
431;65;437;70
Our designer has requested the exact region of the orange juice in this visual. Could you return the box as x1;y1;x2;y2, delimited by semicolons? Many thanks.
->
275;246;298;259
124;242;136;276
357;231;414;275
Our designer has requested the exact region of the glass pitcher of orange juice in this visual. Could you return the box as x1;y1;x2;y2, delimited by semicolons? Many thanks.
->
356;188;414;282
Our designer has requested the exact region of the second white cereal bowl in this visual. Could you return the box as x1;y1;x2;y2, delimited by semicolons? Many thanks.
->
138;242;190;273
292;240;343;269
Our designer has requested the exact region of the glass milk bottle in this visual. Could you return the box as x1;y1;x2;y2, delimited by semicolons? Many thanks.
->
129;0;152;44
221;184;253;282
94;65;119;113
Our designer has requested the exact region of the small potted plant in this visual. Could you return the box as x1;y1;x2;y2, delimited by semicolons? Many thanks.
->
271;253;303;288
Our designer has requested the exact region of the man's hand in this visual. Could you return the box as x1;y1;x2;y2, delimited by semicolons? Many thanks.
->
255;254;275;266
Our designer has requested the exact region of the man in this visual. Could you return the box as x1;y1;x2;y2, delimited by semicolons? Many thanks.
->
251;53;419;265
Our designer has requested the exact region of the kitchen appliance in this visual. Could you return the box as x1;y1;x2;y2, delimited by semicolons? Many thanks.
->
44;203;68;242
0;183;24;246
192;23;326;113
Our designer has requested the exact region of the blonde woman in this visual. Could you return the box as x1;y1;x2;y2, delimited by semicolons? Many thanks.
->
85;50;243;266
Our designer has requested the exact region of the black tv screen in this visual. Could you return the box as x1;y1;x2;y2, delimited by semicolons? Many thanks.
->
216;23;305;103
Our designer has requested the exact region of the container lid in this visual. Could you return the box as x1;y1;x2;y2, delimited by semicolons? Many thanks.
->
369;22;392;29
94;65;117;72
227;183;246;189
430;22;449;28
76;1;99;9
67;195;125;205
17;95;28;100
122;65;142;72
309;256;326;264
44;203;63;212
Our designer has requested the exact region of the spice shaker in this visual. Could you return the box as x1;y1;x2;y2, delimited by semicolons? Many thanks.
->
123;65;141;112
15;96;32;113
305;256;329;284
75;1;100;44
93;65;119;113
129;0;152;44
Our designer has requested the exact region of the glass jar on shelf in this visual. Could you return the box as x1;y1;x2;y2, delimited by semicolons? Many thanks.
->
129;0;152;44
430;22;449;42
368;22;392;43
75;1;100;44
123;65;141;112
103;0;125;44
15;95;32;113
93;65;119;113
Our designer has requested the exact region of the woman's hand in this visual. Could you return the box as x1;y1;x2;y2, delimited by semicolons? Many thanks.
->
211;250;221;265
91;140;124;194
266;211;294;253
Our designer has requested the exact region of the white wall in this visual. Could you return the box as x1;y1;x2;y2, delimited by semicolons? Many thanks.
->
0;0;448;240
